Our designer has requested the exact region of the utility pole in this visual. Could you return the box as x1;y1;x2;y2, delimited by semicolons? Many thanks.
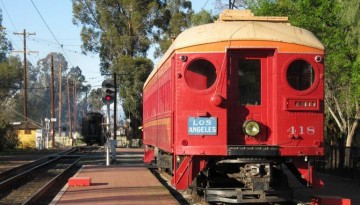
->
73;80;77;135
58;61;62;142
67;78;73;142
84;90;88;116
51;55;55;147
13;29;36;121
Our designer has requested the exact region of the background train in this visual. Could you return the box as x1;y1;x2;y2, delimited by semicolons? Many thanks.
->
80;112;140;147
142;10;324;204
81;112;105;146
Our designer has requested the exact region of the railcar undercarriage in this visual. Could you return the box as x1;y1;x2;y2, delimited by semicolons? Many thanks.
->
192;158;292;204
149;147;294;204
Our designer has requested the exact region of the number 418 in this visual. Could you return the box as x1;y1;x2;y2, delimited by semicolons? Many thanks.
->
287;126;315;135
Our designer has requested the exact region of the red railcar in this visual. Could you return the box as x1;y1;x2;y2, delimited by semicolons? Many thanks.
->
143;10;324;203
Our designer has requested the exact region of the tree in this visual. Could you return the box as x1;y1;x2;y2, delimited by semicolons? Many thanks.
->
0;9;24;149
342;0;360;53
67;65;88;130
0;56;23;124
190;10;215;27
0;56;23;101
340;0;360;127
20;52;89;137
214;0;250;11
77;84;91;115
87;88;103;112
0;9;22;106
114;56;153;137
152;0;193;58
0;12;12;62
249;0;360;168
72;0;192;134
26;53;68;123
72;0;158;71
72;0;158;135
0;10;23;120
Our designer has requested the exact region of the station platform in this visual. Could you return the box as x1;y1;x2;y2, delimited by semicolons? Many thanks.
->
51;148;179;205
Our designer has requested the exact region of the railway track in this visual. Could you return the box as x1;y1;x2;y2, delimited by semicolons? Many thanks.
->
0;148;76;183
0;147;94;205
149;168;208;205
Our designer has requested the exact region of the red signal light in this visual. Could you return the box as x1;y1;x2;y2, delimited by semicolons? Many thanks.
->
102;79;115;104
105;95;112;101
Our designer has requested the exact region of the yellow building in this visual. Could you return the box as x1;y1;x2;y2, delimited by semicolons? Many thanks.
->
13;121;41;149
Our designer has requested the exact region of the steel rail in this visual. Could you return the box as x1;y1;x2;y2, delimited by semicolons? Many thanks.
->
22;155;82;204
0;148;77;190
0;148;76;183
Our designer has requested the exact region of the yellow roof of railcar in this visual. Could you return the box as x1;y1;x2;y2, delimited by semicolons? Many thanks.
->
144;10;324;88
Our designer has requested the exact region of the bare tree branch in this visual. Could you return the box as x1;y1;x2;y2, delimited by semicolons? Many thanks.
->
346;119;359;147
325;99;344;132
333;94;347;130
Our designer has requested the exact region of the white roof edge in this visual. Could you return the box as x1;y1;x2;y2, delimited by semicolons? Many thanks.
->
144;19;324;89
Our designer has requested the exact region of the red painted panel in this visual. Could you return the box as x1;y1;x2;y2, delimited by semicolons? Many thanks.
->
227;50;273;146
144;47;324;158
171;156;207;190
174;53;228;156
143;57;173;152
275;53;324;156
143;147;155;163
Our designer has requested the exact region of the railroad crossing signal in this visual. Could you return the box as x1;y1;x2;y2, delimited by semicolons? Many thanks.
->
102;79;115;105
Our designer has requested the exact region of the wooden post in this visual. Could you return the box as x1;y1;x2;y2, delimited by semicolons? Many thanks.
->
67;78;73;142
51;55;55;147
58;61;62;141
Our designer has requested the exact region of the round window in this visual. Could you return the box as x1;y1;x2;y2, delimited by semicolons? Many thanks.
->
286;60;315;91
184;59;217;90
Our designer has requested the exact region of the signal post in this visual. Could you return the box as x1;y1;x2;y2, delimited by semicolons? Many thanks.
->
102;78;117;164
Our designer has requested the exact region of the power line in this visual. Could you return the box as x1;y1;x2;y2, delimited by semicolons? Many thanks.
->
3;1;102;91
30;0;74;67
0;0;20;50
202;0;210;10
0;1;39;66
0;0;17;30
26;36;98;59
30;0;60;45
83;0;101;28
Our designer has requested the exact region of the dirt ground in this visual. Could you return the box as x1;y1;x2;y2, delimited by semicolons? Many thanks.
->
287;169;360;204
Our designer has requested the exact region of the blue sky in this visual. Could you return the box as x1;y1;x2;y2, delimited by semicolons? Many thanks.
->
0;0;216;119
1;0;215;88
1;0;102;88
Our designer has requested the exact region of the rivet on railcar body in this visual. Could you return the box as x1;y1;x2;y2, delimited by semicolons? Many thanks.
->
313;140;321;147
179;55;188;62
181;140;188;146
315;55;322;63
177;72;182;78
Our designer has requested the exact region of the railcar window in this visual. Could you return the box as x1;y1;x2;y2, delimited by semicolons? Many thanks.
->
184;59;216;90
286;60;314;91
238;59;261;105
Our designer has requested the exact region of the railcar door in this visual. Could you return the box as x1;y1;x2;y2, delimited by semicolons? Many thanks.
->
227;50;273;145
